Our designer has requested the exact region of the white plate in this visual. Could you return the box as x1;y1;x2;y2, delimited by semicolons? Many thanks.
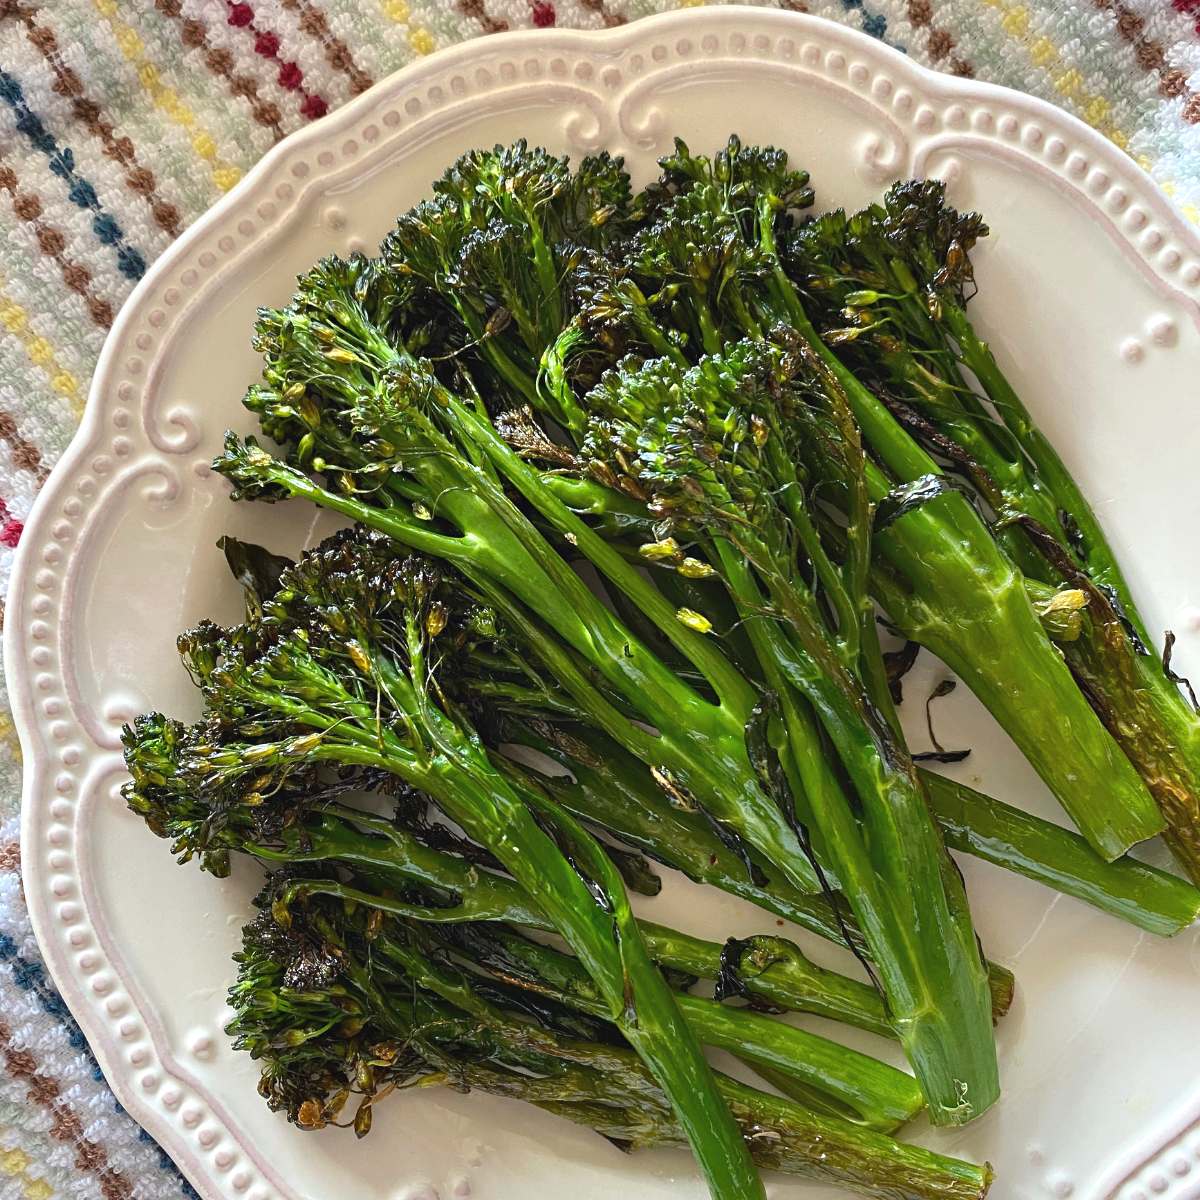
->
12;10;1200;1200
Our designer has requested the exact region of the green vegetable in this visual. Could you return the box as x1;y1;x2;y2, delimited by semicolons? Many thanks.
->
124;708;901;1039
219;251;822;900
126;136;1200;1199
784;178;1188;870
566;336;1000;1124
211;175;998;1124
923;772;1200;937
128;705;918;1129
125;527;762;1200
228;879;993;1200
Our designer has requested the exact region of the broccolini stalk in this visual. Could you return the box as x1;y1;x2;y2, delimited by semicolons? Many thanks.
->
505;677;1197;934
922;772;1200;937
125;712;905;1041
129;534;938;1041
574;338;998;1127
125;528;763;1200
611;137;1161;863
217;252;822;898
334;821;905;1040
793;180;1200;883
230;883;992;1200
509;717;1005;1010
130;538;1015;1049
507;685;1188;935
267;875;922;1131
1041;606;1200;885
422;921;921;1131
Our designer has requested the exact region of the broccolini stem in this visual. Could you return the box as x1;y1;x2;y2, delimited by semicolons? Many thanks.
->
478;785;771;1198
281;810;900;1037
328;661;766;1200
448;922;922;1131
922;771;1200;936
386;966;990;1200
940;302;1138;629
757;264;1168;861
676;994;922;1131
713;544;1000;1126
940;303;1200;883
868;514;1165;860
538;475;654;532
640;926;893;1038
871;345;1058;583
782;293;939;484
760;431;862;668
519;198;565;343
1027;597;1200;886
716;1079;992;1200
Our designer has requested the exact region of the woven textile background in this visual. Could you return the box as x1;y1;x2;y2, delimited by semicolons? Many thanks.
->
0;0;1198;1195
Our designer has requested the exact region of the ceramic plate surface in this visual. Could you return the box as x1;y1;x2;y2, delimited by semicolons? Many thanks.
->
12;10;1200;1200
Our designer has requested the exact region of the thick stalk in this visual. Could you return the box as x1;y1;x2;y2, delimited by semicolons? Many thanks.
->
757;277;1168;859
922;771;1200;936
1030;607;1200;886
868;485;1164;859
450;923;922;1131
642;926;892;1038
718;1079;991;1200
717;548;998;1125
852;613;1004;1072
538;475;655;539
513;719;1019;1017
